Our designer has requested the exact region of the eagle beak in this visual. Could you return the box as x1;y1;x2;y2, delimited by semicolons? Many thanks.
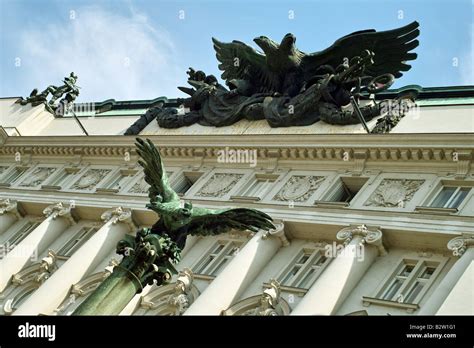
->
253;36;266;48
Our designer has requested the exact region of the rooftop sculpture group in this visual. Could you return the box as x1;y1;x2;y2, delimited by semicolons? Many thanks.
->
16;72;80;115
155;21;420;131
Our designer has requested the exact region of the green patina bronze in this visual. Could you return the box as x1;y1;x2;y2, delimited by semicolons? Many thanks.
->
16;72;80;116
73;138;274;315
154;22;420;130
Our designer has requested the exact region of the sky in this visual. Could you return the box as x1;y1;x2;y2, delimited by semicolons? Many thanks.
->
0;0;472;102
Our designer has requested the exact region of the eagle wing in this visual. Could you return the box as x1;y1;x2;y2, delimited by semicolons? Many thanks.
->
186;207;275;237
301;21;419;79
212;38;279;93
135;137;180;204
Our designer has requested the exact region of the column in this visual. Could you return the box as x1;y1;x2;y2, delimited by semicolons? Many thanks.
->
0;199;24;235
291;224;386;315
14;207;135;315
118;235;199;315
0;202;74;293
184;222;289;315
419;235;474;315
180;235;199;258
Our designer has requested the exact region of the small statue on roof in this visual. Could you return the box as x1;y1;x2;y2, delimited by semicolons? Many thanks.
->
17;72;80;116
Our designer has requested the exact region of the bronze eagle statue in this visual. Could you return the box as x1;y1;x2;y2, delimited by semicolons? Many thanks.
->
212;21;419;97
135;138;275;250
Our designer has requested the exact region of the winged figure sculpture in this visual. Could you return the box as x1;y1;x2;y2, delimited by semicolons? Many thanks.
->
135;138;275;251
213;21;419;97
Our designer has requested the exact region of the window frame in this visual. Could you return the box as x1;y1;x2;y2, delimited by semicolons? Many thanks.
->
428;185;472;209
96;168;139;194
231;173;280;202
275;246;331;289
56;225;98;258
321;176;369;205
0;219;41;258
363;256;448;312
191;239;244;278
0;165;30;187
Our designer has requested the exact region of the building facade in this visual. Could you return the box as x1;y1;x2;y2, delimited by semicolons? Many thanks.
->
0;85;473;315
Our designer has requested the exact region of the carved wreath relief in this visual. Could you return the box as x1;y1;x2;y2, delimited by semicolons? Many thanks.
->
364;179;424;208
196;173;243;197
274;175;325;202
19;167;57;187
70;169;111;190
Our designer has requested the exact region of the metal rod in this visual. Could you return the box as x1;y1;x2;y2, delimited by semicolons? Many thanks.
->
70;109;89;136
350;96;370;134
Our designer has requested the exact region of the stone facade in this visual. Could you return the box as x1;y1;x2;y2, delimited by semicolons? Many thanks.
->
0;88;473;315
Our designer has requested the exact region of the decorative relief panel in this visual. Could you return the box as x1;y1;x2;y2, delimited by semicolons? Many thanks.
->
364;179;424;208
273;175;325;202
195;173;243;198
70;169;111;191
19;167;57;187
128;176;149;194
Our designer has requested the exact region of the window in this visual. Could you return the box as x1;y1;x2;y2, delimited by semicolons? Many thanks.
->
324;177;368;203
429;186;471;209
233;174;278;201
171;171;203;196
0;221;40;258
277;248;330;289
193;240;243;276
172;175;192;195
57;226;98;257
375;258;444;305
46;167;80;188
0;166;28;185
102;170;137;191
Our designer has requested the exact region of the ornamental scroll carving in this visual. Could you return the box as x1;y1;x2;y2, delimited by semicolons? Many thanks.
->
221;279;290;316
0;199;23;219
196;173;243;198
447;235;474;257
43;202;76;225
364;179;424;208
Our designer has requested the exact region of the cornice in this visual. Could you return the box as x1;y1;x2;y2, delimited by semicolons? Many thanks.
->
0;134;472;165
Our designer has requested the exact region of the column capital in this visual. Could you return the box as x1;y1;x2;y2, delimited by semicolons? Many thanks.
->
337;224;387;256
0;199;24;219
168;268;195;315
101;207;136;231
43;202;76;225
262;220;290;246
447;234;474;257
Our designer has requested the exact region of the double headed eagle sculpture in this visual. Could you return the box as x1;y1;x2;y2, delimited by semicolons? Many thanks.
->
213;21;419;97
151;21;420;130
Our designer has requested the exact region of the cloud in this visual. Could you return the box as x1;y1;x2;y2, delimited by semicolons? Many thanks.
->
17;6;184;101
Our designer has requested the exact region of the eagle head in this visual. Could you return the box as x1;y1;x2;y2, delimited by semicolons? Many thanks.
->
280;33;296;53
253;35;279;55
